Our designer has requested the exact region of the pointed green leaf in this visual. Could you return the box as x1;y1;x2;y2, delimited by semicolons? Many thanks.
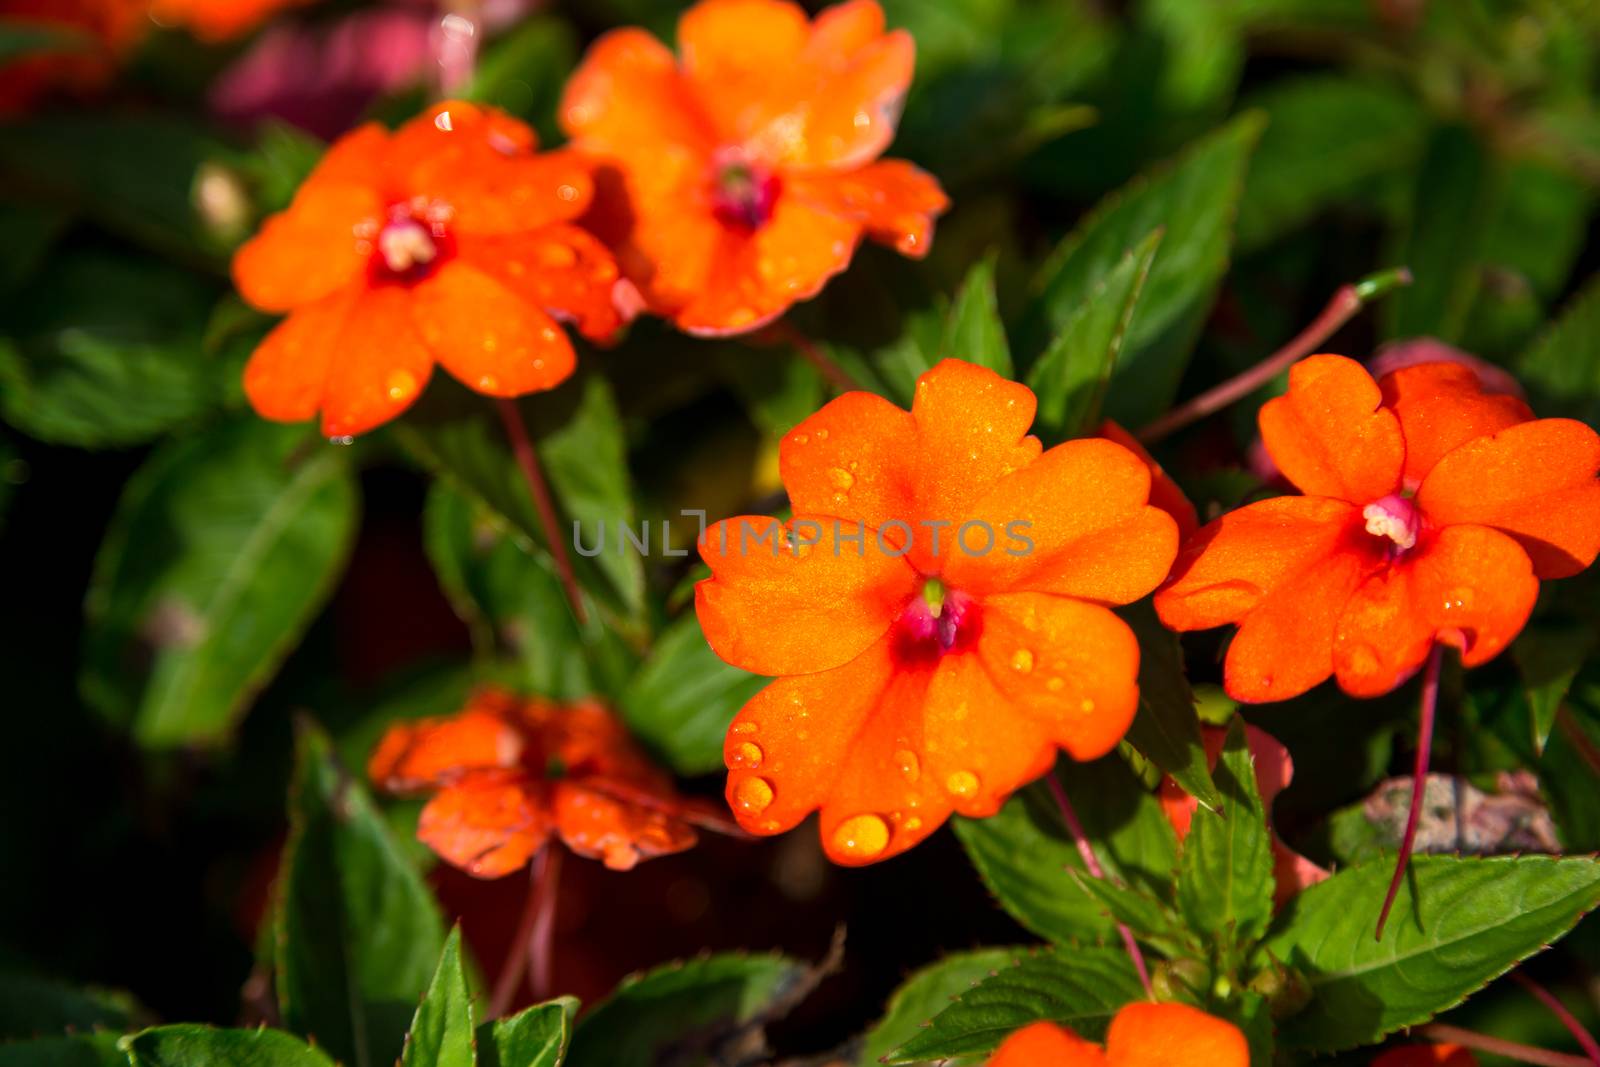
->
1119;601;1223;811
1067;872;1191;957
1513;625;1594;755
401;929;476;1067
1517;271;1600;425
479;998;578;1067
80;420;359;746
939;254;1011;377
884;948;1144;1063
859;948;1026;1067
276;723;448;1067
1176;718;1274;947
122;1027;337;1067
1027;231;1161;441
1265;854;1600;1051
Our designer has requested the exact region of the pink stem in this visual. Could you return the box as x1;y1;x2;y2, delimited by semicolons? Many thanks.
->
1046;772;1155;999
1136;266;1412;445
489;855;545;1019
774;321;862;393
527;846;562;1002
1376;643;1443;940
1514;972;1600;1065
1419;1024;1593;1067
494;398;589;625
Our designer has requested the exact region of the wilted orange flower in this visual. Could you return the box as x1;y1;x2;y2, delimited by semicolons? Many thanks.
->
558;0;948;335
1371;1045;1478;1067
697;359;1179;864
369;688;721;876
149;0;313;41
1159;722;1327;907
987;1003;1249;1067
233;100;625;437
0;0;147;112
1155;355;1600;701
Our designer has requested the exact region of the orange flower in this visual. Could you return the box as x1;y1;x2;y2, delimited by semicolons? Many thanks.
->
1155;355;1600;702
558;0;948;335
148;0;313;41
1099;420;1199;541
369;688;721;875
1371;1045;1478;1067
1158;722;1328;907
0;0;147;113
232;100;625;437
696;359;1180;864
987;1003;1249;1067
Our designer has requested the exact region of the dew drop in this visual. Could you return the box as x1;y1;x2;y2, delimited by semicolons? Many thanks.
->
1347;643;1380;675
832;814;889;859
792;433;810;445
1045;676;1065;692
732;721;757;735
1079;697;1096;714
827;466;855;491
894;749;920;782
386;369;417;402
478;374;499;391
328;435;355;446
733;776;774;814
903;816;923;832
946;770;980;798
730;741;763;769
1443;586;1474;611
757;818;780;832
815;428;829;440
1010;648;1034;673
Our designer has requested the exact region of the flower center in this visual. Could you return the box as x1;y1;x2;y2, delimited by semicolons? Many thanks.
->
710;152;779;231
1362;492;1421;555
894;578;979;662
365;198;455;285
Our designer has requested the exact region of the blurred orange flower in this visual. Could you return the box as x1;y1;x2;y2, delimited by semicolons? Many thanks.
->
1158;722;1327;907
149;0;312;40
558;0;948;336
697;359;1179;864
987;1003;1249;1067
1371;1045;1478;1067
233;100;625;437
0;0;146;112
1155;355;1600;702
369;688;722;876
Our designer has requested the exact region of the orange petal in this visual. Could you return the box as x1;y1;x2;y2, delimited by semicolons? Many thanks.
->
1105;1002;1249;1067
1156;496;1364;632
988;1021;1109;1067
780;388;919;533
417;770;550;879
321;286;435;437
1379;360;1531;488
1417;418;1600;579
243;291;352;426
789;159;947;257
1333;524;1537;697
943;437;1177;604
459;223;625;342
368;708;524;792
552;780;697;870
975;592;1141;761
560;28;714;165
1098;419;1199;540
410;259;576;397
1259;354;1403;504
232;181;382;312
696;515;919;675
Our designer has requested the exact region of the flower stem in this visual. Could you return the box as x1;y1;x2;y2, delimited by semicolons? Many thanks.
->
495;397;588;625
1136;266;1412;445
1419;1023;1594;1067
1513;972;1600;1065
1046;770;1155;999
1376;642;1443;940
490;849;552;1018
776;321;862;393
527;846;562;1003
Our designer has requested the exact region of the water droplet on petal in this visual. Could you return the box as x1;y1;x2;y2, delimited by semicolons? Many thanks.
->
1010;649;1034;673
478;374;499;391
903;816;923;832
1346;643;1380;676
732;721;757;735
1045;677;1065;692
946;770;980;798
894;749;920;782
387;369;417;402
733;776;774;814
1443;586;1474;611
827;466;855;491
730;741;763;769
1079;698;1096;714
815;428;829;440
832;814;889;859
792;433;809;445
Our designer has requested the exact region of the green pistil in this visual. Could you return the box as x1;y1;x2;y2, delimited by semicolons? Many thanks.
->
922;577;947;618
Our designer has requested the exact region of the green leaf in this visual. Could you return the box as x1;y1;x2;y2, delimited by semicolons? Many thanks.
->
276;723;448;1067
0;1034;126;1067
1265;854;1600;1051
1027;231;1161;442
1176;718;1274;948
1027;113;1263;425
0;971;138;1039
1067;872;1190;956
478;998;578;1067
566;954;804;1067
1235;76;1426;250
938;254;1011;377
885;948;1144;1063
80;420;359;746
1119;601;1223;811
954;757;1178;946
123;1026;337;1067
1541;700;1600;853
0;252;225;449
1517;271;1600;426
1383;124;1499;342
858;948;1025;1067
720;350;823;438
402;929;476;1067
1513;625;1595;755
619;614;765;776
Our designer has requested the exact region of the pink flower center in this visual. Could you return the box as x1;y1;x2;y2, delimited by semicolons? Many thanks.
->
1362;492;1421;555
364;198;455;285
895;578;979;662
710;151;779;231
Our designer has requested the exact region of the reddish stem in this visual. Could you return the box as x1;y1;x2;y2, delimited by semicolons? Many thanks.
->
1136;266;1412;445
490;853;545;1018
1514;972;1600;1065
1046;771;1155;999
1376;643;1443;940
1419;1024;1593;1067
494;398;588;625
775;321;862;393
526;845;562;1002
